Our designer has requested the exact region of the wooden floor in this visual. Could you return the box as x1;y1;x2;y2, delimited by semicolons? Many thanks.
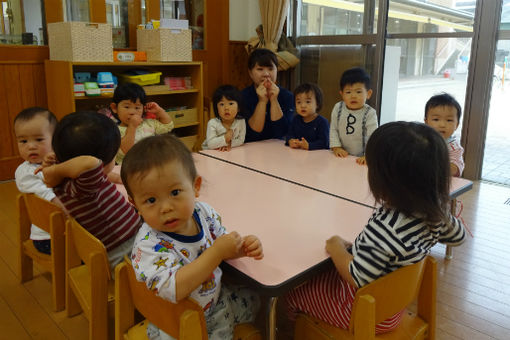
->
1;180;510;339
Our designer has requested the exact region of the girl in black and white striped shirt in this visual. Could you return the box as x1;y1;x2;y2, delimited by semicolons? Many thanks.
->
286;121;466;334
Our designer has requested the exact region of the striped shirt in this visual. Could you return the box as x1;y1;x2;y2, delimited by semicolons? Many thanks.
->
287;206;466;334
447;136;464;176
54;162;142;251
350;207;466;288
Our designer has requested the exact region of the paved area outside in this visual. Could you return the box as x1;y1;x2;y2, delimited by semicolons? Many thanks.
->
393;75;510;186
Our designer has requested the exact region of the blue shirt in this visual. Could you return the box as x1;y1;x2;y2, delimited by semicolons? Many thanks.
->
241;84;295;142
285;115;330;150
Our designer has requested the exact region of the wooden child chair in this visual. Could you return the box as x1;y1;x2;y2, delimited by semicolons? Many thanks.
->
17;193;66;311
115;258;262;340
294;256;437;340
66;218;115;340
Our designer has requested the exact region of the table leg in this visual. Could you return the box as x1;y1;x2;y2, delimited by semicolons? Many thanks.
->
266;296;278;340
445;245;453;260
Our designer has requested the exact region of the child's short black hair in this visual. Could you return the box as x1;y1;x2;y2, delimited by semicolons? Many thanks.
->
52;111;120;165
121;134;196;198
212;85;244;119
365;121;450;223
424;92;462;121
294;83;324;112
340;67;371;91
14;106;57;132
248;48;278;70
113;82;147;105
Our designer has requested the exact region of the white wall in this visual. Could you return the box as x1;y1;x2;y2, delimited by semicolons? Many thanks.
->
229;0;261;41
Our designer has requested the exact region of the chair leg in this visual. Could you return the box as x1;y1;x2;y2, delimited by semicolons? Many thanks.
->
89;314;109;340
19;251;33;283
51;266;65;312
66;283;83;317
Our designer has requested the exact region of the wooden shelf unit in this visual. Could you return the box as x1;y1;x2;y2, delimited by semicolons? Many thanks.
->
44;60;204;150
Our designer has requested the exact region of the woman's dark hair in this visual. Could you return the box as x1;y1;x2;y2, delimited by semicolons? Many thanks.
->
424;92;462;121
121;134;196;198
212;85;244;119
52;111;120;164
340;67;371;91
365;121;450;223
112;82;147;105
14;106;57;132
293;83;324;112
248;48;278;69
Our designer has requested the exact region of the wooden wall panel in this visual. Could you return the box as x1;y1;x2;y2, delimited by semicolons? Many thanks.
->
228;41;252;90
0;66;14;159
4;65;24;157
0;46;49;61
33;64;48;107
0;47;48;180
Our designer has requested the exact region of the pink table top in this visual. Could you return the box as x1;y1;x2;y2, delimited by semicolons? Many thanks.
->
200;139;473;205
194;154;373;291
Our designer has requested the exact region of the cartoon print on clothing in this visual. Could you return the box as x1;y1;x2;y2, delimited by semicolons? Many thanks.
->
200;273;217;294
154;239;174;252
153;256;168;269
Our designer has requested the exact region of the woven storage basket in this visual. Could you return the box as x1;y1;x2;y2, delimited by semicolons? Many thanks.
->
137;29;192;62
48;22;113;62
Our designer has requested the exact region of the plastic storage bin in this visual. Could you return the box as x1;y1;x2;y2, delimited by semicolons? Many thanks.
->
118;70;162;86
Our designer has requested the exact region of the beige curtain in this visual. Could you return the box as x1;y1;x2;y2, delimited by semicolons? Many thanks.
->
245;0;299;70
258;0;289;51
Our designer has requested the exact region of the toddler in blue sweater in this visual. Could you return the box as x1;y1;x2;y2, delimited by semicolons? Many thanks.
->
285;83;329;150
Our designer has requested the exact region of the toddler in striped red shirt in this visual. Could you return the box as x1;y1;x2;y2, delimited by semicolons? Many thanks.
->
37;111;143;270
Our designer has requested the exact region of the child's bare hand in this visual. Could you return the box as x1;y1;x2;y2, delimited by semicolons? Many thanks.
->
39;166;60;188
242;235;264;260
214;232;243;260
288;139;300;148
216;145;232;152
325;235;351;255
144;102;164;116
356;156;367;165
256;83;269;102
34;153;57;175
332;147;348;158
300;138;309;150
107;172;122;184
128;114;143;128
225;129;233;144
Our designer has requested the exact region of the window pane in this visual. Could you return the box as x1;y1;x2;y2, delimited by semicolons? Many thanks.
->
482;39;510;184
161;0;204;50
299;45;376;120
106;0;129;48
65;0;90;22
387;0;474;34
1;0;44;45
381;38;469;134
300;0;377;35
502;0;510;26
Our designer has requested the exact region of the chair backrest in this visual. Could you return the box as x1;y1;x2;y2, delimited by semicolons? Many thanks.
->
22;193;66;234
349;256;436;334
115;257;207;340
66;218;111;280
